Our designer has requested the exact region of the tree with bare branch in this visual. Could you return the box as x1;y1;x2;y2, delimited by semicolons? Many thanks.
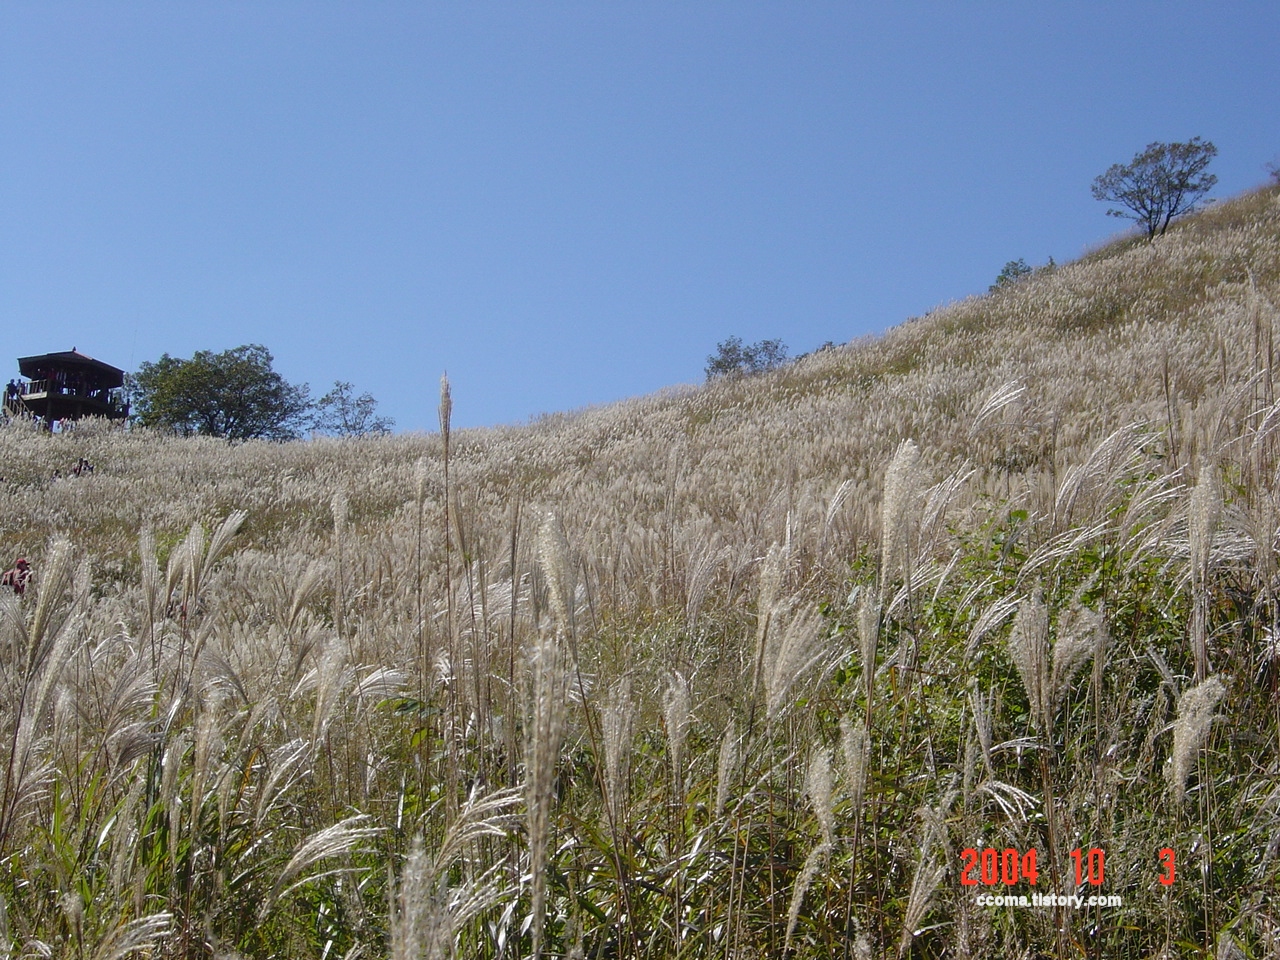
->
1091;137;1217;240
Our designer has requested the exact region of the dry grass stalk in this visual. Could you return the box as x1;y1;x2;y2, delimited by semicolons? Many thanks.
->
970;379;1027;435
805;745;835;847
968;689;994;778
783;842;830;955
524;623;568;960
857;591;880;707
1008;590;1050;737
537;513;576;638
89;913;174;960
438;373;453;446
1049;598;1106;715
600;677;634;825
764;607;826;721
0;539;82;850
966;592;1019;660
138;527;162;654
784;747;836;954
261;814;378;918
1167;675;1226;802
664;671;692;799
897;794;953;959
880;440;922;596
391;787;520;960
331;490;348;637
840;715;871;819
714;719;739;818
750;542;789;707
1189;463;1221;680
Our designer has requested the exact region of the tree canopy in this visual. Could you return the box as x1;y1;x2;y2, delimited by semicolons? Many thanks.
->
1091;138;1218;240
131;344;311;440
705;336;789;381
312;380;395;436
990;258;1033;292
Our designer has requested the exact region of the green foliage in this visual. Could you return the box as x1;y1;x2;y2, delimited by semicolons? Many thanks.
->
131;343;311;440
1091;137;1218;240
990;258;1033;291
705;336;789;381
312;380;394;436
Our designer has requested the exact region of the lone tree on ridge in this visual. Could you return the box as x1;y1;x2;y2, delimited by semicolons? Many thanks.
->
990;258;1033;292
705;336;789;382
1091;137;1218;241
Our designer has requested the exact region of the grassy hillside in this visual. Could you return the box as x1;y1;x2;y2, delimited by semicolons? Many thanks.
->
2;185;1279;958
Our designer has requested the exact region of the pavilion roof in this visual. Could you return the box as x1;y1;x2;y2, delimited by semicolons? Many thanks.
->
17;349;125;388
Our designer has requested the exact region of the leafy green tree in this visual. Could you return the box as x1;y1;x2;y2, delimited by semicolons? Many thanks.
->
705;336;749;380
312;381;394;436
1091;138;1218;240
132;344;311;440
705;336;789;381
990;258;1033;292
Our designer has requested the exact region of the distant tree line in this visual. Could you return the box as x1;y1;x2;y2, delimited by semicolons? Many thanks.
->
130;343;393;440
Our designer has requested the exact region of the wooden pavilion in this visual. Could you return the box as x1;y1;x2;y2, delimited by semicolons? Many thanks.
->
4;349;129;425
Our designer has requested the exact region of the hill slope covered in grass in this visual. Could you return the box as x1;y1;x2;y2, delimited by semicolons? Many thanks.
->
1;185;1279;958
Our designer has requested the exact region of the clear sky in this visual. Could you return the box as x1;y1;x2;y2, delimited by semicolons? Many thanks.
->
3;2;1278;431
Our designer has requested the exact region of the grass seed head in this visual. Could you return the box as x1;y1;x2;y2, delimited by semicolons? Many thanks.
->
715;719;739;818
881;439;922;591
664;671;692;794
805;745;835;846
537;513;575;636
764;607;826;721
1167;674;1226;802
1009;588;1050;737
1050;600;1105;713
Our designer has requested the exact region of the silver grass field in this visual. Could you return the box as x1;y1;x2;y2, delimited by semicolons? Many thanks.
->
2;185;1280;958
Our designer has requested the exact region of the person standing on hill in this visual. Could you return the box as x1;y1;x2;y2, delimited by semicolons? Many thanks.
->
2;558;31;596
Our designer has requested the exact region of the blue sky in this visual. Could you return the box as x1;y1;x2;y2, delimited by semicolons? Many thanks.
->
3;2;1278;431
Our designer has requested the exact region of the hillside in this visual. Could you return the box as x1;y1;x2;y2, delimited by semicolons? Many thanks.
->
1;185;1279;958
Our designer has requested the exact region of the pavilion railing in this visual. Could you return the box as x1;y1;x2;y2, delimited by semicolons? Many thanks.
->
10;380;128;414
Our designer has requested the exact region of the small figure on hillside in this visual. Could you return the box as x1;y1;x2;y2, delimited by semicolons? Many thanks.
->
1;558;31;597
71;458;94;477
